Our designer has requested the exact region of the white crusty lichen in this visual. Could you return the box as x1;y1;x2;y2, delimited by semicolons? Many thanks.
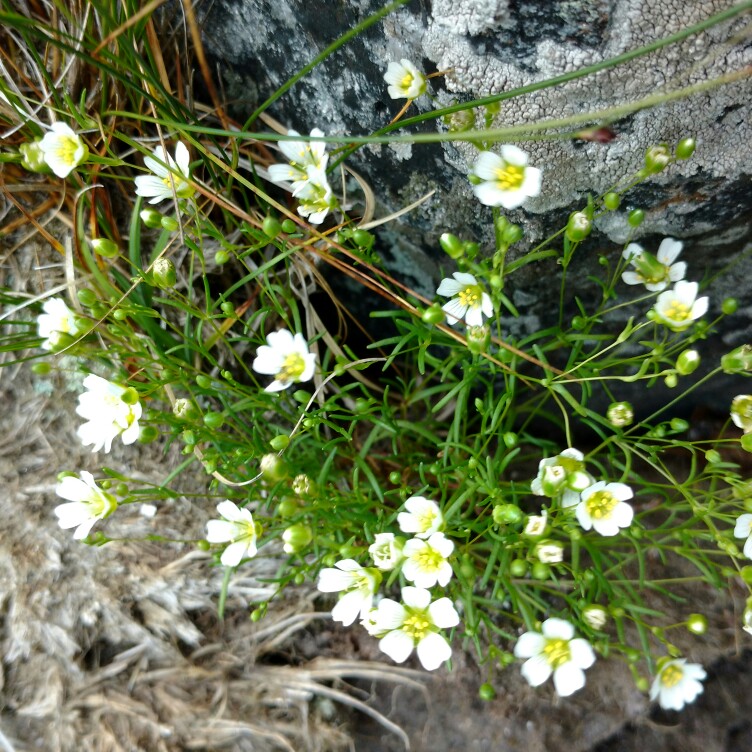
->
423;0;751;241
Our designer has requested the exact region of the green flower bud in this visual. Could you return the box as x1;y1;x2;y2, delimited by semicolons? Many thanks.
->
607;401;634;427
161;216;179;232
444;108;476;133
214;250;230;265
152;258;176;289
388;471;402;485
293;389;311;403
77;289;97;307
203;411;225;429
269;434;290;451
722;345;752;374
531;561;550;580
280;218;297;233
493;503;523;525
353;229;375;249
466;324;490;354
45;331;76;351
121;386;139;405
509;558;528;577
277;496;302;517
421;303;445;325
627;209;644;227
644;144;671;174
503;223;523;245
140;208;163;228
195;374;212;389
565;211;592;242
173;398;198;421
182;429;196;445
704;449;721;463
676;349;700;376
31;361;52;375
20;140;48;172
478;683;496;701
282;523;313;553
502;432;518;448
686;613;707;635
139;425;159;443
722;297;738;315
675;138;696;160
439;232;465;259
742;433;752;453
664;372;678;388
262;216;282;239
91;238;119;258
603;192;621;210
670;417;689;433
260;453;287;481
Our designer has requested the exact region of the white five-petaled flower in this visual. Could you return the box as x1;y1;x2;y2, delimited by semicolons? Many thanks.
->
621;238;686;292
76;374;142;453
730;395;752;433
530;447;593;508
317;559;381;626
523;511;548;538
576;481;634;536
37;297;81;350
205;500;259;567
401;532;454;588
293;170;335;225
733;514;752;559
369;532;405;571
134;141;194;204
252;329;317;392
373;586;459;671
383;59;427;100
514;617;596;697
54;471;117;540
652;280;708;332
471;147;542;209
650;658;706;711
39;122;89;178
397;496;443;539
267;128;328;193
436;272;494;327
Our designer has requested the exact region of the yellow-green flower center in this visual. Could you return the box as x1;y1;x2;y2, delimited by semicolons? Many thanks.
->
585;490;618;519
89;491;117;519
54;136;81;165
494;164;525;191
660;664;683;688
458;285;482;308
543;637;571;668
279;352;306;382
664;301;690;321
401;72;414;90
415;547;443;572
403;612;431;641
416;508;437;532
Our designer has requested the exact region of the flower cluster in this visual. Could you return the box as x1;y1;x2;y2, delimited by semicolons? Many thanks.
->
621;237;708;331
267;128;335;224
317;496;459;670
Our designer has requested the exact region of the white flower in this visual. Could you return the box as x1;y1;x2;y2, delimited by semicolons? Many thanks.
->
317;559;381;626
294;170;335;225
622;238;686;292
733;513;752;559
514;617;596;697
76;374;142;453
267;128;328;192
436;272;494;327
650;658;706;710
652;280;708;331
134;141;194;204
383;59;427;100
576;481;634;536
397;496;443;539
37;297;80;350
205;500;258;567
523;511;548;538
252;329;317;392
530;447;592;506
55;471;117;540
374;586;459;670
730;395;752;433
401;532;454;588
39;122;88;178
582;605;609;630
535;540;564;564
369;532;404;571
471;147;542;209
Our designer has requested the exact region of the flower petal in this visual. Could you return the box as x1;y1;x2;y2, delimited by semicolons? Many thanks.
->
416;632;452;670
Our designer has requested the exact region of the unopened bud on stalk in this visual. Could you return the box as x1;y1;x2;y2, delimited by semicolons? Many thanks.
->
607;401;634;427
644;144;671;173
466;324;490;354
565;211;592;242
676;349;700;376
282;523;313;553
260;453;287;481
152;258;176;289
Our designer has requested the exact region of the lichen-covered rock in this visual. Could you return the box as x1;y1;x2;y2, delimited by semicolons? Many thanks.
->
196;0;751;404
